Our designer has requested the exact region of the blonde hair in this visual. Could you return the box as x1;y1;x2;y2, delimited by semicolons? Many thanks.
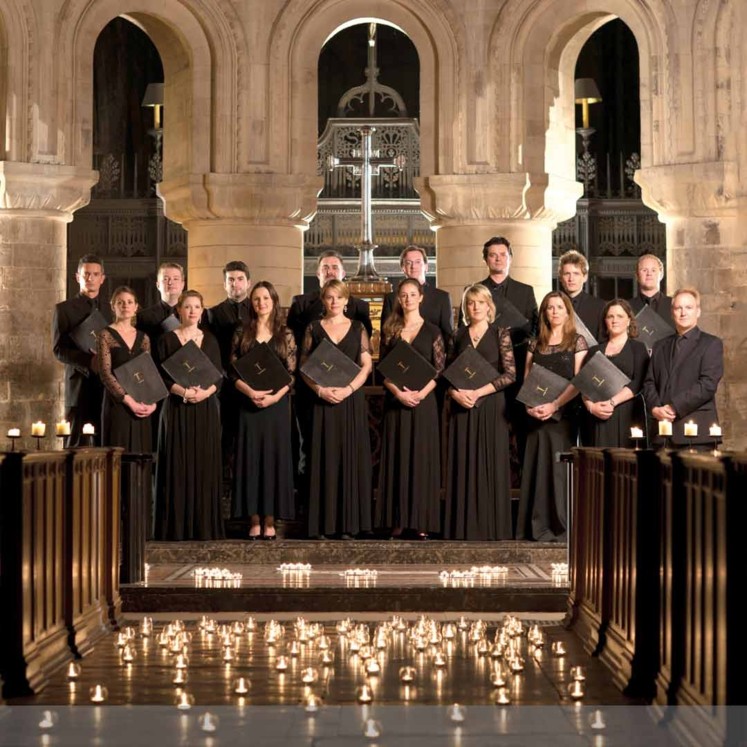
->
461;284;496;325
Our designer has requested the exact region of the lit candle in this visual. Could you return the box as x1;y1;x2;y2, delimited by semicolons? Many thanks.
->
175;654;188;670
491;669;508;688
198;712;218;733
495;687;511;705
433;652;447;668
7;428;21;438
89;684;107;703
363;719;381;738
305;694;322;712
319;650;335;666
172;670;188;685
448;703;465;722
357;684;373;703
684;421;698;437
365;659;381;676
630;426;644;439
233;677;250;695
31;421;46;437
222;646;234;663
82;423;95;436
658;420;673;436
121;645;135;663
275;656;289;671
175;691;194;710
66;662;81;680
709;424;722;438
570;665;586;681
301;667;318;684
568;680;585;700
551;641;567;656
399;666;416;683
55;421;71;436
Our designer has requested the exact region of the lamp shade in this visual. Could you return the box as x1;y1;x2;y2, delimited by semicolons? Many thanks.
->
574;78;602;103
142;83;164;108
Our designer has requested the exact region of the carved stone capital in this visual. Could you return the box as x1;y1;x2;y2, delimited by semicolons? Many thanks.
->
414;173;583;228
158;173;324;227
635;162;739;219
0;161;98;218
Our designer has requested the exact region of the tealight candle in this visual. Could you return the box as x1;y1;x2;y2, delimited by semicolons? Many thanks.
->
222;646;234;663
356;684;373;703
82;423;95;436
709;424;722;438
66;662;81;680
305;694;323;712
399;666;416;683
89;684;108;703
233;677;250;695
365;659;381;676
175;691;194;710
121;644;136;663
433;652;447;668
658;420;673;437
684;421;698;437
175;654;189;670
570;665;586;682
568;680;585;700
301;667;318;684
319;650;335;666
495;687;511;705
551;641;567;656
7;428;21;438
31;421;46;437
275;656;289;671
55;421;71;436
172;670;188;685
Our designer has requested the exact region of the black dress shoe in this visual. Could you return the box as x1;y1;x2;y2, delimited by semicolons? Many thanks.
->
263;534;277;541
248;534;261;541
339;533;354;540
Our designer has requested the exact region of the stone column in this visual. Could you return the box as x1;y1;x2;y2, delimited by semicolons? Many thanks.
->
415;173;583;306
0;162;98;448
159;173;323;307
636;162;747;450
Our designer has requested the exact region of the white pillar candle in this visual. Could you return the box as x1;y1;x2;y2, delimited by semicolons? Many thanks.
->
82;423;95;435
630;426;644;439
55;421;71;436
7;428;21;438
31;421;46;437
658;421;673;436
709;424;722;438
684;421;698;437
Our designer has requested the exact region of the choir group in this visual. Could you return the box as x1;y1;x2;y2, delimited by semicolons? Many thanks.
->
51;238;724;543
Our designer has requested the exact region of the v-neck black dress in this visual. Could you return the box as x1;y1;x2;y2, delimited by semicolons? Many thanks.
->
301;320;372;537
375;322;446;534
97;326;153;452
444;325;516;540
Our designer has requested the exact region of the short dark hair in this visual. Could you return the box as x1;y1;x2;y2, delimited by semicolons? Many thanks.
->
223;261;250;280
77;254;105;273
602;298;638;338
316;250;344;267
400;245;428;267
482;236;512;261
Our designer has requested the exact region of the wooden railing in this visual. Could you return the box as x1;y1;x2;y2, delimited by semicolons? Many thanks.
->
0;448;123;698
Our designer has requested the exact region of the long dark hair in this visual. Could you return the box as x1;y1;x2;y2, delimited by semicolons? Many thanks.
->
238;281;287;357
537;291;577;352
382;278;422;344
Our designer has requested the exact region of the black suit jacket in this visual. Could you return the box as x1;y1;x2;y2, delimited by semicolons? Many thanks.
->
629;292;673;323
52;294;111;408
567;291;607;344
206;298;252;372
380;282;453;342
137;300;177;363
642;326;724;445
286;290;372;351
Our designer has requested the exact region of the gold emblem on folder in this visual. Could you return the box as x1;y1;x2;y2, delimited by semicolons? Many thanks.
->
592;375;606;387
133;372;144;384
536;385;549;396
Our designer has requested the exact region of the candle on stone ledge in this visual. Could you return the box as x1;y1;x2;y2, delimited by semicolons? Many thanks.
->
8;428;21;438
66;662;81;680
658;420;673;437
684;421;698;437
31;421;46;437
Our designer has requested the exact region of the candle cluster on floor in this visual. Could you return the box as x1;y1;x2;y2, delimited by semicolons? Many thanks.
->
193;567;243;587
63;614;593;713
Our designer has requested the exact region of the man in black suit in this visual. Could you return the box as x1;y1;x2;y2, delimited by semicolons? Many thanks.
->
629;253;672;321
205;260;252;499
642;287;724;447
137;262;185;363
287;250;372;497
476;236;539;471
380;245;453;342
558;249;607;343
52;254;110;446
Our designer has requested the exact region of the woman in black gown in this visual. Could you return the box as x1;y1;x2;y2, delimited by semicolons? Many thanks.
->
301;279;373;539
230;281;296;539
517;292;588;542
97;286;156;450
154;290;224;541
445;284;516;540
376;278;445;539
582;299;649;447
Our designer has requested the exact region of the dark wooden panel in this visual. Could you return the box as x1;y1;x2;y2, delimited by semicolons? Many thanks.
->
103;448;124;628
0;452;71;696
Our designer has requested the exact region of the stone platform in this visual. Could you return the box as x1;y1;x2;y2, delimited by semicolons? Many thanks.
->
122;540;569;614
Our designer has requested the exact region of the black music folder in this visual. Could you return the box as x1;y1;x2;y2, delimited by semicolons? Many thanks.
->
161;340;223;389
573;313;598;347
377;339;438;391
442;346;499;390
571;350;631;402
113;352;169;404
300;338;361;388
494;298;530;330
635;304;675;348
70;309;109;353
516;364;570;416
232;343;293;393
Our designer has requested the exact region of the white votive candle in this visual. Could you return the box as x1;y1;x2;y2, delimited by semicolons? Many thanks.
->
7;428;21;438
684;421;698;437
55;421;71;436
630;427;644;439
709;424;722;438
31;421;46;437
658;421;673;437
82;423;95;436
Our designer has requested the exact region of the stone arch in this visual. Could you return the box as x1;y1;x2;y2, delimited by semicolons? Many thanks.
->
267;0;463;178
490;0;673;183
53;0;247;181
0;0;34;162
